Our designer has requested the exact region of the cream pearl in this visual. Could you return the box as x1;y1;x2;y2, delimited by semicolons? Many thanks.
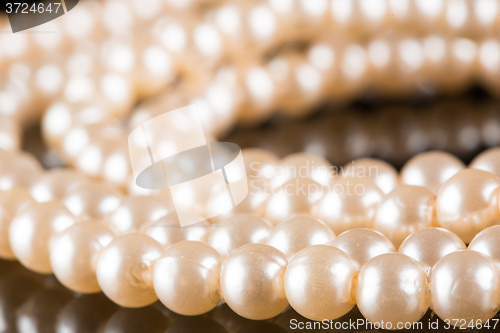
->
207;214;272;256
267;215;335;258
470;147;500;177
342;158;399;194
0;188;34;259
30;169;86;203
0;152;42;191
312;177;383;235
356;253;429;330
399;228;466;274
469;225;500;267
153;241;222;316
63;181;123;219
401;151;465;193
436;169;500;243
220;244;288;320
140;213;210;247
265;177;323;225
284;245;357;321
331;228;395;269
429;250;500;324
374;185;436;248
272;153;333;188
50;220;114;293
9;201;76;274
105;196;170;234
96;233;163;308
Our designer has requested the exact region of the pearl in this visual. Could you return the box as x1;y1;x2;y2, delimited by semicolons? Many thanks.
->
342;157;399;194
0;152;42;191
30;169;87;203
50;220;114;293
207;213;272;256
0;115;20;152
399;227;466;273
9;201;76;274
401;150;465;193
312;177;383;235
436;169;500;243
331;228;395;269
63;181;123;219
356;253;429;329
266;215;335;258
272;153;333;188
96;233;163;308
220;244;288;320
153;241;222;316
284;245;357;321
469;225;500;267
429;250;500;324
374;185;436;247
105;196;170;234
470;147;500;177
0;189;34;259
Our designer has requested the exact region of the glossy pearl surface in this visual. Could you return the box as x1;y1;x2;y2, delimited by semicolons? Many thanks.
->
284;245;357;321
153;241;222;316
342;158;399;194
63;181;123;219
429;250;500;324
96;233;163;307
469;225;500;267
356;253;429;329
331;228;395;269
470;147;500;177
436;169;500;243
267;215;335;257
272;153;333;188
30;169;86;203
220;244;288;320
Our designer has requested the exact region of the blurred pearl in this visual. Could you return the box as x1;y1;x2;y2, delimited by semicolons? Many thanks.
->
220;244;288;320
312;177;383;235
141;212;210;247
208;214;272;256
106;196;170;234
272;153;333;188
153;241;222;316
50;220;114;293
0;152;42;191
30;169;87;203
284;245;357;321
430;250;500;324
342;158;399;194
374;185;436;247
331;228;395;269
469;225;500;267
399;228;466;273
436;169;500;243
265;177;323;225
0;188;34;259
63;181;123;219
357;253;429;329
401;151;465;193
267;215;335;257
470;147;500;177
0;116;20;152
9;201;76;274
96;233;162;307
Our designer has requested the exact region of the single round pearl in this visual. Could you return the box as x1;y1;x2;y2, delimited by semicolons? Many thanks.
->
0;115;20;152
0;188;34;259
469;225;500;267
436;169;500;243
30;169;87;203
331;228;395;269
429;250;500;324
356;253;429;329
105;196;170;234
140;212;210;247
401;151;465;194
470;147;500;177
153;241;222;316
63;181;123;219
220;244;288;320
96;233;163;308
9;201;76;274
265;177;323;225
312;177;383;235
374;185;436;248
266;215;335;258
0;152;42;191
50;220;114;293
207;214;272;256
399;227;466;274
272;153;333;188
284;245;357;321
342;158;399;194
